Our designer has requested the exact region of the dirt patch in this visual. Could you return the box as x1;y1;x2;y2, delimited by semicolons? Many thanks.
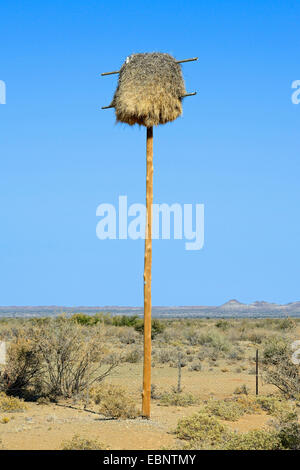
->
0;365;275;450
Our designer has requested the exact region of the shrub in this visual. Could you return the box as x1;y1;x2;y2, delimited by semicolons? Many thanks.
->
262;339;300;399
197;350;206;361
91;384;139;419
151;384;162;400
119;330;137;344
247;331;265;344
222;429;282;450
204;399;244;421
36;397;50;405
185;330;202;346
156;348;174;364
267;401;300;449
277;318;295;331
111;315;139;328
1;417;10;424
175;412;230;447
274;416;300;450
215;320;231;331
256;396;297;417
61;434;107;450
0;336;43;398
124;347;142;363
159;391;199;407
1;319;119;399
233;396;261;414
233;384;249;395
262;336;289;364
197;331;231;352
228;349;245;361
175;406;299;450
71;314;101;326
0;392;27;412
134;319;165;338
278;422;300;450
189;362;202;372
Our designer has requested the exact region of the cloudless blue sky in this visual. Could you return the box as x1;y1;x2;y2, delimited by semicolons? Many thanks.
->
0;0;299;306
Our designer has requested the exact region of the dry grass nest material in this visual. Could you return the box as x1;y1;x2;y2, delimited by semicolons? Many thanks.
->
111;52;186;127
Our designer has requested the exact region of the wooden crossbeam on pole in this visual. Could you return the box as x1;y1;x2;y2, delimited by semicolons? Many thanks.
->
101;92;197;110
182;92;197;98
142;126;153;418
101;57;198;76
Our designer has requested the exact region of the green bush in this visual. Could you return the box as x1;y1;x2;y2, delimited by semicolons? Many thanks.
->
176;412;230;446
276;421;300;450
0;392;27;412
215;320;231;331
112;315;140;327
262;336;289;364
222;429;282;450
71;313;101;326
204;399;244;421
159;392;199;407
71;313;142;329
256;396;296;416
270;402;300;449
134;319;165;338
175;395;300;450
233;395;261;414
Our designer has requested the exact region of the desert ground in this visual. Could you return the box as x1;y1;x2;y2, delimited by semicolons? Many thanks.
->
0;315;299;450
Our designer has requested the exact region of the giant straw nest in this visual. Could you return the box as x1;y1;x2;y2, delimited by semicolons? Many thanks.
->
110;52;186;127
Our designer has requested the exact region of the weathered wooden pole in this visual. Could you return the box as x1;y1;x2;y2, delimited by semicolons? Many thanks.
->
101;53;197;419
142;126;153;418
256;349;259;396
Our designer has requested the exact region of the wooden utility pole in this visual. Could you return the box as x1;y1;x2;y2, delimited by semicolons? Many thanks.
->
101;55;197;420
142;127;153;418
256;349;259;396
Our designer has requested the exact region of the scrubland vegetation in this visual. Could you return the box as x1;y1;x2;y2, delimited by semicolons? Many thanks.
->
0;314;299;449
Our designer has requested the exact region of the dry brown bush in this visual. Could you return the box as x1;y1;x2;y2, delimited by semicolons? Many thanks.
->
1;319;119;399
91;384;139;419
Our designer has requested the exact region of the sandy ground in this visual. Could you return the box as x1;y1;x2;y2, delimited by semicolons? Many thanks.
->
0;364;273;450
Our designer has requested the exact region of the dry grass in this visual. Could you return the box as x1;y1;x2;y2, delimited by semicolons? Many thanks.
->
111;52;186;127
91;383;139;419
61;434;107;450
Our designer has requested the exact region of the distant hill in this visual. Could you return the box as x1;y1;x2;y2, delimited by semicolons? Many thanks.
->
1;300;300;318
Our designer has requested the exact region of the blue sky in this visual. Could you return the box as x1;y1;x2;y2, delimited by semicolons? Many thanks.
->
0;0;299;306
